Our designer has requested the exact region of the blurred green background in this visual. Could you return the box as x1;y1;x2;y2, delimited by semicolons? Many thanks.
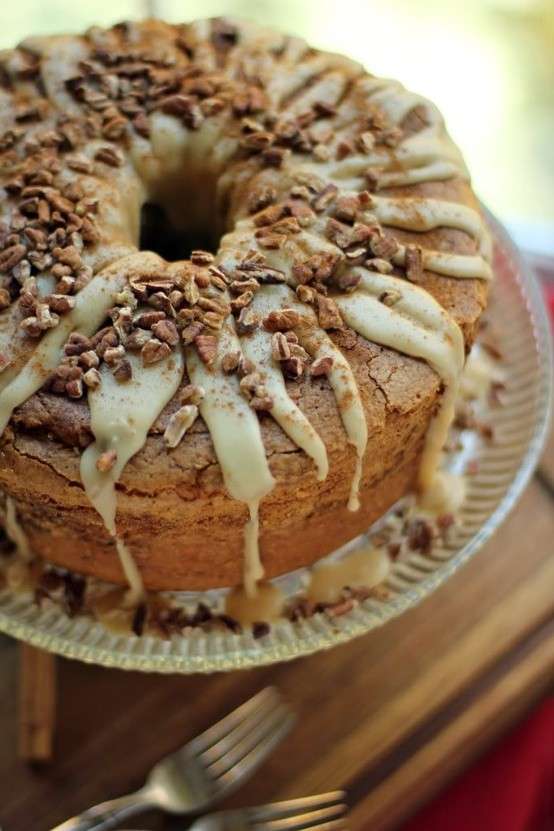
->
1;0;553;246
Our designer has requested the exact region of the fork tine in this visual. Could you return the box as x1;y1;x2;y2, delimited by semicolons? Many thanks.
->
267;819;347;831
214;711;296;792
199;687;283;765
250;793;346;823
254;803;347;831
207;703;293;778
188;687;281;755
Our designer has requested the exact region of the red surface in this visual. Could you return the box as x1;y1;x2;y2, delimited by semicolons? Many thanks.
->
545;284;554;325
400;698;554;831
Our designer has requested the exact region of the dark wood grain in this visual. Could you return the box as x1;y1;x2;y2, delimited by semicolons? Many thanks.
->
0;440;552;831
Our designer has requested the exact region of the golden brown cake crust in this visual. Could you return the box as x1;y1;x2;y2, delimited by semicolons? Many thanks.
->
0;18;489;590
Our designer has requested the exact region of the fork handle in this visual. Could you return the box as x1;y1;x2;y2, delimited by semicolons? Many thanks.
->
49;787;154;831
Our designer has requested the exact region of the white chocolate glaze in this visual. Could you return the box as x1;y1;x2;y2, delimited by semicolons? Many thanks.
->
242;288;328;481
80;350;185;603
307;545;390;604
0;258;134;434
251;283;368;510
225;581;285;625
418;470;466;515
336;271;465;491
186;320;275;596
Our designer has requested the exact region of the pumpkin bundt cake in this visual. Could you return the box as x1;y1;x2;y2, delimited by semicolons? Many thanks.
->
0;18;491;600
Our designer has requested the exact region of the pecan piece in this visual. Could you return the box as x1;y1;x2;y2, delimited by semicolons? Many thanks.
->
316;295;343;330
263;308;302;332
195;334;218;365
163;405;198;448
271;332;291;362
405;245;423;282
151;318;179;346
141;338;171;366
96;449;117;473
83;367;101;389
94;146;124;167
310;355;334;377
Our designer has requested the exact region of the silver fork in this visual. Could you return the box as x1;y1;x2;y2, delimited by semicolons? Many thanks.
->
51;687;295;831
123;792;349;831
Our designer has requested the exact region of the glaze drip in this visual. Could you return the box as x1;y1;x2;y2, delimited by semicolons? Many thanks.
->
186;320;275;595
80;349;185;603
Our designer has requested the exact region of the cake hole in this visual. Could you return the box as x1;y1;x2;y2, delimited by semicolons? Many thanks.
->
139;202;215;262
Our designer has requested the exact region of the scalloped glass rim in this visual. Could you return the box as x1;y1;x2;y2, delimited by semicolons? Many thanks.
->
0;208;552;673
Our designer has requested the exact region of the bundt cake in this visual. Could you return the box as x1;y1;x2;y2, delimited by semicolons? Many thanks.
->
0;17;491;602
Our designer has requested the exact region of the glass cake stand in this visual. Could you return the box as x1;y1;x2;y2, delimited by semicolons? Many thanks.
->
0;210;552;673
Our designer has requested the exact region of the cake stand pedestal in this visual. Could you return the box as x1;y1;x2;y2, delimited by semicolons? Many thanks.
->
18;644;56;762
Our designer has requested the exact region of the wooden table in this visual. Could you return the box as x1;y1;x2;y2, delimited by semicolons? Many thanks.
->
0;430;552;831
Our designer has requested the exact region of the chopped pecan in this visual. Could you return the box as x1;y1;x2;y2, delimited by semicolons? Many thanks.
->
112;358;133;382
83;367;101;389
0;244;26;271
66;154;93;173
195;334;218;365
64;332;91;356
134;310;166;329
282;356;305;380
191;250;215;266
66;377;84;398
407;518;434;554
151;318;179;346
125;328;151;351
310;355;334;377
35;303;60;330
370;233;399;260
253;204;285;227
255;231;286;250
241;131;274;152
271;332;291;361
334;195;359;223
96;449;117;473
247;186;277;214
336;271;361;292
263;308;302;332
181;321;204;344
221;351;241;374
405;245;423;282
48;294;75;314
230;291;253;313
312;183;338;212
163;404;198;449
326;218;352;249
141;338;171;366
250;395;273;411
103;345;126;366
183;279;200;305
94;146;124;167
79;349;100;369
357;131;375;153
316;295;343;330
235;308;259;335
261;146;289;167
296;284;316;304
179;384;205;405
